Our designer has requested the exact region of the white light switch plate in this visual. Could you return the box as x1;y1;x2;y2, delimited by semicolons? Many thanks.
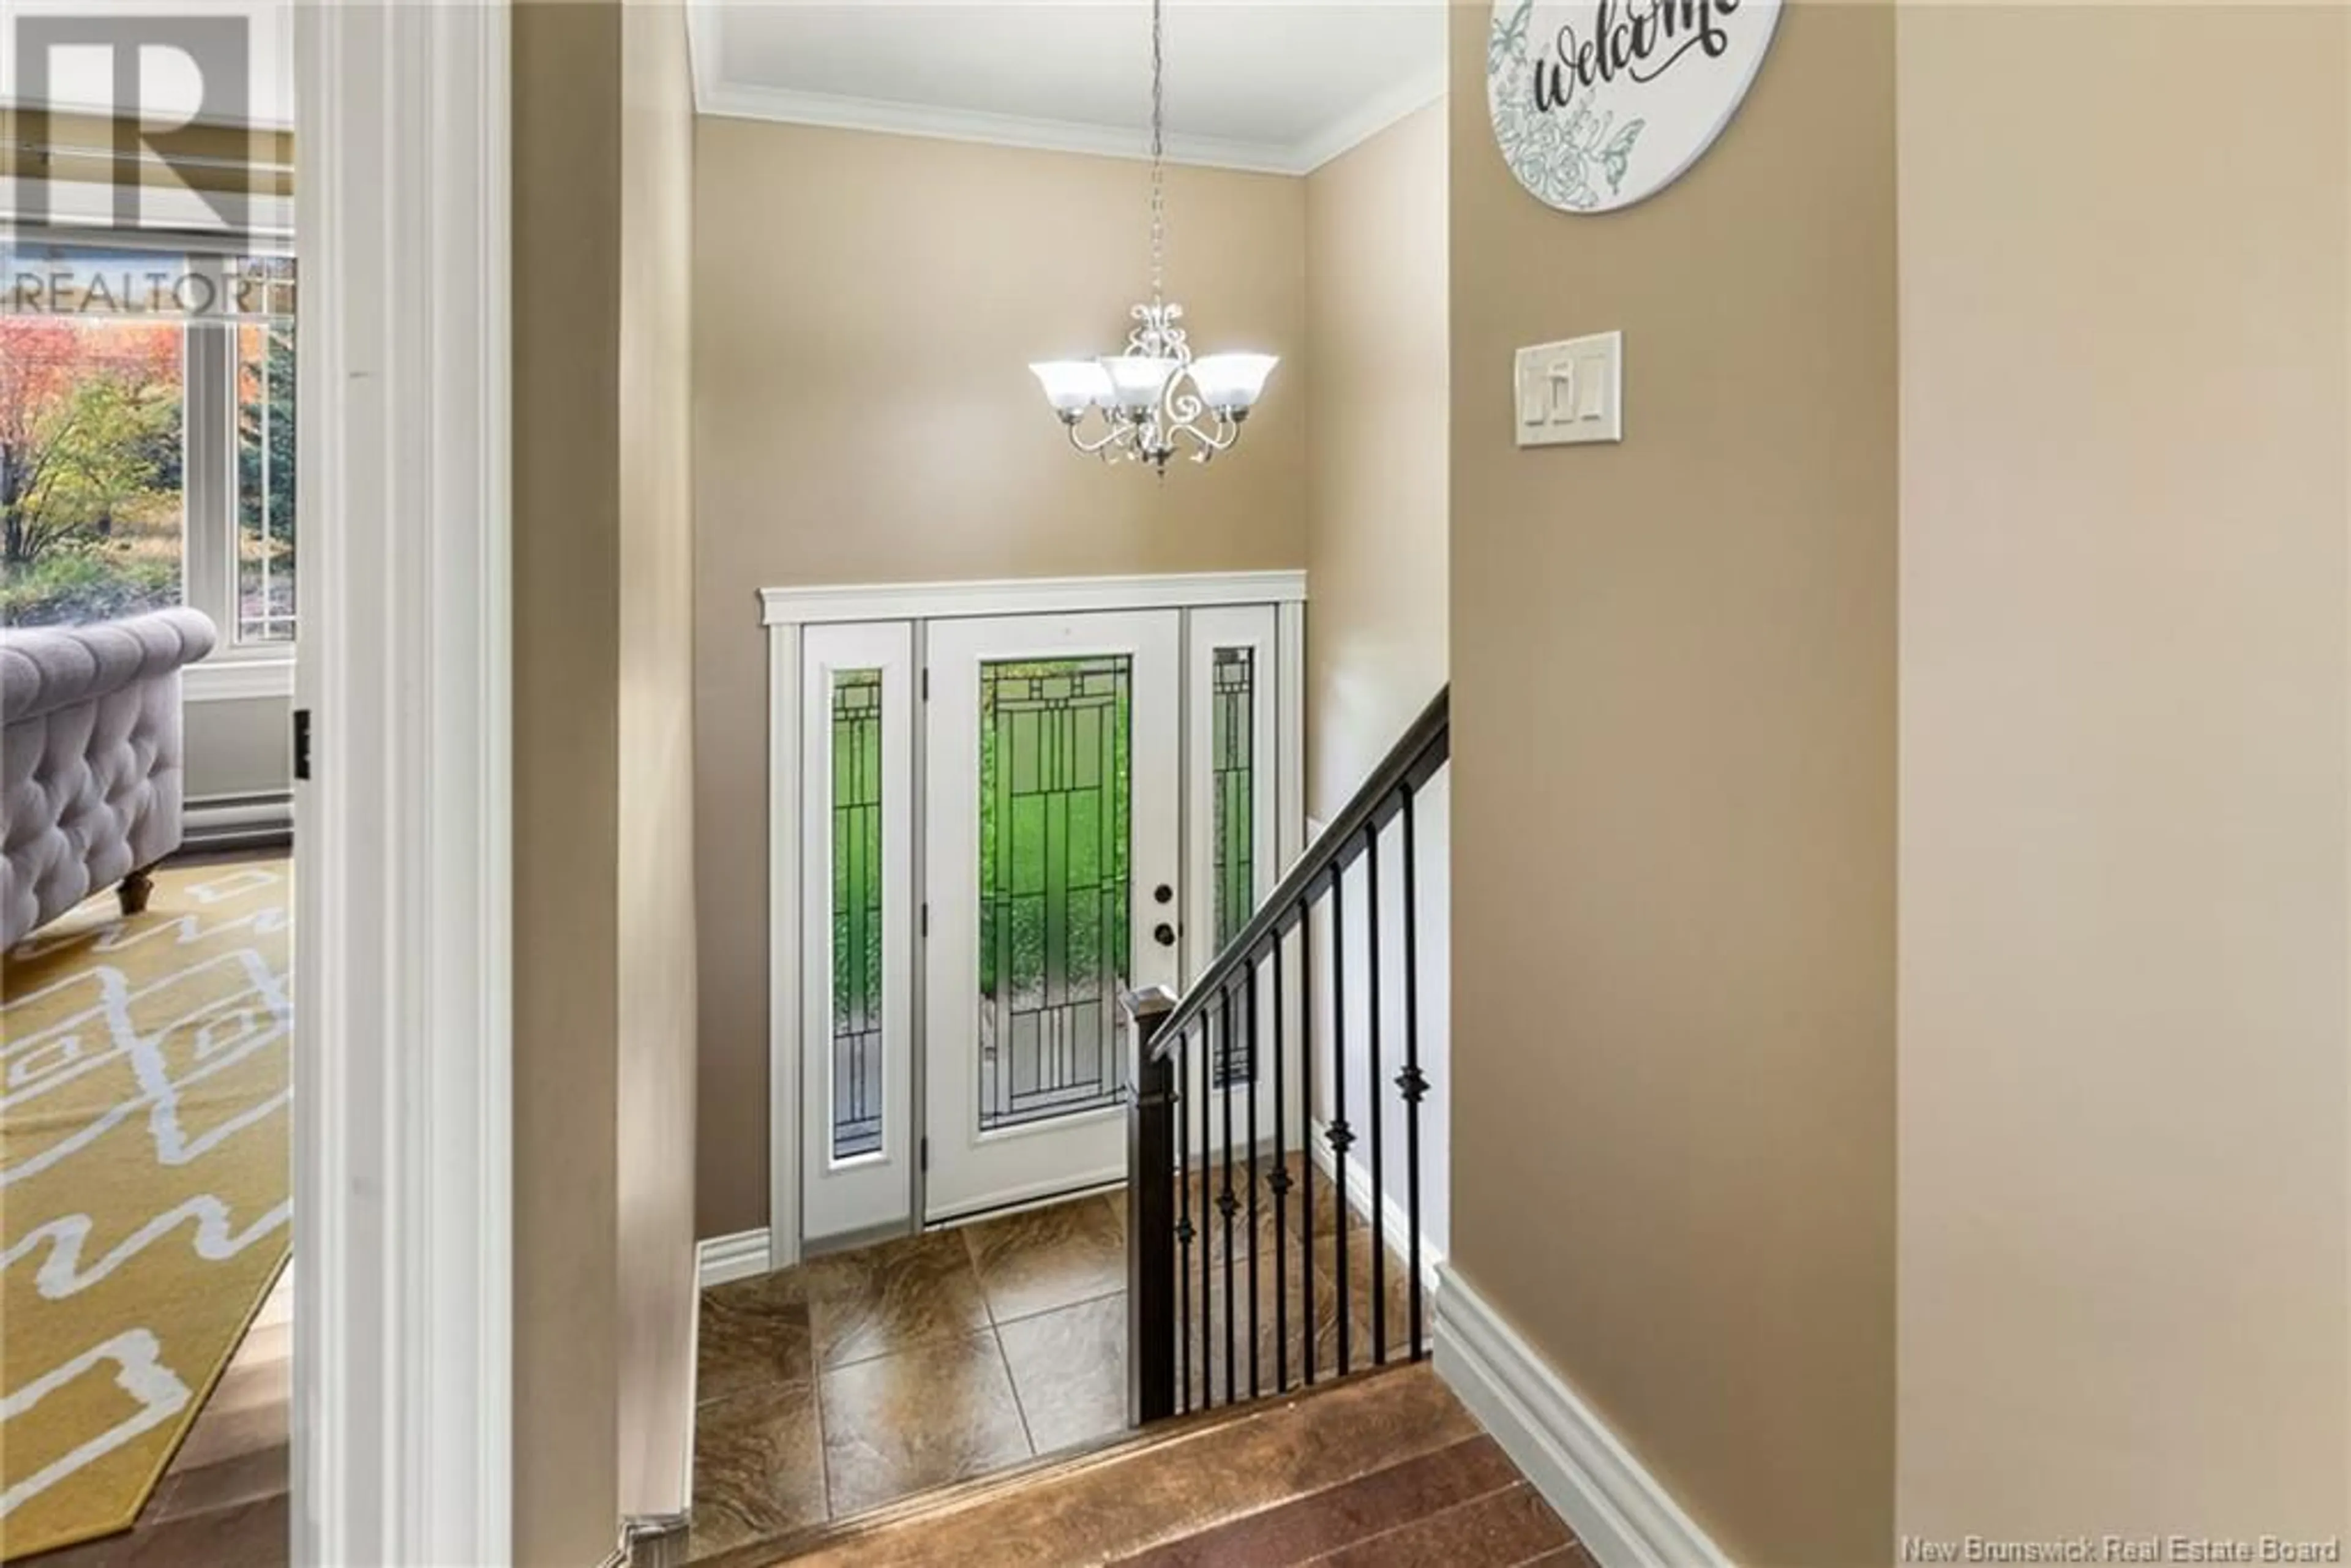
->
1513;331;1622;447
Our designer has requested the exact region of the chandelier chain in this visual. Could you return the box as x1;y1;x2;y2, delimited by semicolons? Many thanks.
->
1029;0;1271;473
1149;0;1165;306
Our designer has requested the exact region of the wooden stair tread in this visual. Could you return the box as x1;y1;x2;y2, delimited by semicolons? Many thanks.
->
710;1362;1502;1567
1302;1482;1579;1567
1116;1432;1522;1566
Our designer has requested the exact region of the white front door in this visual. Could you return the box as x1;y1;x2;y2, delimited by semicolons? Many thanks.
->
923;610;1182;1221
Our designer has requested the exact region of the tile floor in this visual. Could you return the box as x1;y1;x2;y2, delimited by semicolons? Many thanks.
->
688;1156;1425;1562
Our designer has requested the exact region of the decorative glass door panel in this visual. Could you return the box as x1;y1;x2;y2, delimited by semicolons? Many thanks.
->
832;670;885;1158
927;612;1180;1221
978;656;1133;1132
801;623;914;1242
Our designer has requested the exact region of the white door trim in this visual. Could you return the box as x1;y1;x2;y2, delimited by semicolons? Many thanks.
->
295;2;512;1563
767;623;806;1272
763;575;1307;1261
759;569;1307;627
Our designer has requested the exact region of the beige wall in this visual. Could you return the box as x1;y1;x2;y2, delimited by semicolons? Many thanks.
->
1895;3;2350;1547
692;118;1306;1237
1305;100;1448;820
513;2;621;1555
1446;4;1898;1563
512;0;699;1553
1303;99;1453;1256
616;0;700;1523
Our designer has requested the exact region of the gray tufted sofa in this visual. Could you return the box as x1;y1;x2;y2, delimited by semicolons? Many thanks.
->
1;608;217;948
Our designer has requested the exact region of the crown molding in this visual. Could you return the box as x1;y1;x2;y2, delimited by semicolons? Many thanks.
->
685;0;724;118
695;75;1445;177
683;0;1445;179
697;79;1312;175
1288;64;1446;173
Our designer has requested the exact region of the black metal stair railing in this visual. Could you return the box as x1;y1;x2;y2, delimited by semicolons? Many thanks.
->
1123;687;1449;1425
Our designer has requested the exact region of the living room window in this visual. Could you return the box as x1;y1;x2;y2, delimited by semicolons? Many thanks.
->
0;238;298;685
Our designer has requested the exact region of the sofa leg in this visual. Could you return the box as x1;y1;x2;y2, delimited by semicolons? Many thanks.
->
119;868;156;917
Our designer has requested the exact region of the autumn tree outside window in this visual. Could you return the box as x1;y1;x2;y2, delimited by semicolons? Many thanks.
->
0;240;296;651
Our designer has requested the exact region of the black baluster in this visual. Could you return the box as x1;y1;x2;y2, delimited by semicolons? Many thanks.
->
1299;900;1316;1386
1176;1010;1193;1411
1330;861;1351;1377
1218;985;1237;1407
1198;1018;1214;1407
1245;958;1261;1400
1270;926;1290;1394
1400;787;1427;1361
1366;820;1386;1367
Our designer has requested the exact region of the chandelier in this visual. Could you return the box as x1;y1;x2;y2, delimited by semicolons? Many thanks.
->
1028;0;1277;472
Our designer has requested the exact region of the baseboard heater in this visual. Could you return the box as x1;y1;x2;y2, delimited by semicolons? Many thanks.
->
184;792;294;851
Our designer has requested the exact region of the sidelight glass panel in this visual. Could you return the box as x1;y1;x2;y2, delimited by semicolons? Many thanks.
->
1212;647;1256;947
1212;646;1255;1085
831;669;885;1161
978;655;1133;1132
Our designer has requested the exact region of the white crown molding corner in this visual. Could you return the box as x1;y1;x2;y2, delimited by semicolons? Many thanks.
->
1434;1267;1734;1568
684;0;723;118
696;1229;774;1289
1289;67;1446;175
695;80;1308;175
758;570;1307;628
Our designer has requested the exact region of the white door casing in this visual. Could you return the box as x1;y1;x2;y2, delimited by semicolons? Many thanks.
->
297;1;513;1561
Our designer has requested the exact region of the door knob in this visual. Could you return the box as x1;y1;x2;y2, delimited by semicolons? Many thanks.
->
1153;922;1177;948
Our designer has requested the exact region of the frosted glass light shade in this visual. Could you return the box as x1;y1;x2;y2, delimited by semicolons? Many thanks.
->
1099;354;1179;411
1188;353;1278;413
1031;359;1113;415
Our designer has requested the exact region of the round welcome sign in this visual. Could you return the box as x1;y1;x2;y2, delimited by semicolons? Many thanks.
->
1488;0;1780;213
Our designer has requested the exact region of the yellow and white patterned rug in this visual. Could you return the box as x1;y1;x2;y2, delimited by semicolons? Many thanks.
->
0;858;291;1561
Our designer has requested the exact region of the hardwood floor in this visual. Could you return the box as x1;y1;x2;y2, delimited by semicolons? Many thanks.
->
20;1267;293;1567
699;1363;1580;1567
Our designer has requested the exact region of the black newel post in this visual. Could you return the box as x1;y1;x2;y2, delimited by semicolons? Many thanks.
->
1123;985;1180;1427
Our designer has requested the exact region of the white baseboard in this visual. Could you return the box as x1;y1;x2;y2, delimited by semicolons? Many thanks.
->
695;1229;771;1289
1434;1266;1732;1568
1307;1116;1445;1294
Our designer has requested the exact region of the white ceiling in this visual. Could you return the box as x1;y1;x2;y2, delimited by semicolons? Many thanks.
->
688;2;1448;175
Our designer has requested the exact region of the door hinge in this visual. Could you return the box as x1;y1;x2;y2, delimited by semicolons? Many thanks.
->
920;902;928;938
920;1136;929;1172
921;667;930;701
291;708;312;781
